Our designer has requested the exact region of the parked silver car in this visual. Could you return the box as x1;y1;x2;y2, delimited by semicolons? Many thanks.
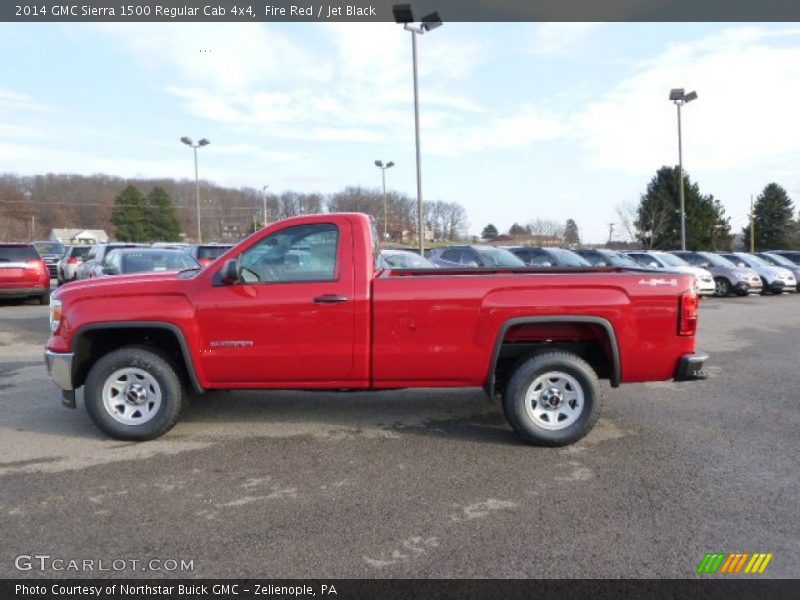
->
56;244;93;285
758;253;800;292
428;245;525;268
671;251;762;297
624;250;715;296
380;249;438;269
718;252;796;294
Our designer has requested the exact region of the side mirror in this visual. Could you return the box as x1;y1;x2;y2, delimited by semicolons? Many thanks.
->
649;261;660;268
220;258;240;285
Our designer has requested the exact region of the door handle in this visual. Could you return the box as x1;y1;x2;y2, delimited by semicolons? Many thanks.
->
313;294;349;304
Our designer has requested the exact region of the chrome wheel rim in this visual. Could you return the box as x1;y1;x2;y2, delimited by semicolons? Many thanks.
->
101;367;162;425
714;279;726;296
524;371;584;431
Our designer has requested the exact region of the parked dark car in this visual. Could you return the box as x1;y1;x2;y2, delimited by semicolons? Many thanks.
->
574;248;640;267
56;245;93;285
96;248;200;277
508;247;591;267
185;244;233;268
0;243;50;304
427;245;525;268
75;243;148;280
32;241;66;278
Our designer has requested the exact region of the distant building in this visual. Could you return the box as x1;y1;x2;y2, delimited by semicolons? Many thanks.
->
50;229;109;245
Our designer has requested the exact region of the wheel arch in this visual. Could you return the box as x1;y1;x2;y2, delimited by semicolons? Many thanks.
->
71;321;204;394
484;316;621;397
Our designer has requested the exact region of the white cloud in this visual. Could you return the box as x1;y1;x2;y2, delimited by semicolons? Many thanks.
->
527;23;605;56
572;27;800;175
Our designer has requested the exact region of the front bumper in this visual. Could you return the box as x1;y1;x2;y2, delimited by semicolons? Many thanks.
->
45;350;76;408
675;351;709;382
767;281;786;293
45;350;74;390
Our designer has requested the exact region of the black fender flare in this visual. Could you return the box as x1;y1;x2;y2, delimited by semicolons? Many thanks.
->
484;315;621;396
71;321;204;393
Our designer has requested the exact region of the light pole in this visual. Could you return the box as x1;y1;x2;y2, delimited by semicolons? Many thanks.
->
374;160;395;240
262;185;269;229
180;136;210;243
669;88;697;251
394;4;442;255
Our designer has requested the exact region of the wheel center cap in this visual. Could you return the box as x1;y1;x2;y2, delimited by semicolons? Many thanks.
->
125;383;148;406
540;387;563;410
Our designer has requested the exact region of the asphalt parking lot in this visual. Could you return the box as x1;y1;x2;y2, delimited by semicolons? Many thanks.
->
0;293;798;578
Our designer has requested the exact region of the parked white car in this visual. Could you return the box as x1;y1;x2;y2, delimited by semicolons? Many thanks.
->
718;252;796;294
624;250;715;296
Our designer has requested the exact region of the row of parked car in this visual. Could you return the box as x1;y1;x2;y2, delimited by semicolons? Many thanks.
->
55;241;232;284
379;246;800;297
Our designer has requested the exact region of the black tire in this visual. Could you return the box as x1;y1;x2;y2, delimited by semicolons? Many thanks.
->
713;277;730;297
84;346;185;441
38;294;49;305
503;351;600;446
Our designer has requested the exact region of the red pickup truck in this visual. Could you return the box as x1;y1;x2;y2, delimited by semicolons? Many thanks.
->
45;213;707;446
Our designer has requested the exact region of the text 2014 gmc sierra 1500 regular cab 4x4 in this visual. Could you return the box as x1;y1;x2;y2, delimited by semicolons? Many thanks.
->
45;213;708;446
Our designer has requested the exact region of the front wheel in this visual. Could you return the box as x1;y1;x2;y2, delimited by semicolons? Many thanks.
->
713;277;730;297
84;347;186;440
503;351;601;446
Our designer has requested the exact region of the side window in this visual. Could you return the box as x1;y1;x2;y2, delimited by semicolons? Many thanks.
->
528;250;552;266
512;249;529;264
239;223;339;283
441;249;462;263
461;249;481;266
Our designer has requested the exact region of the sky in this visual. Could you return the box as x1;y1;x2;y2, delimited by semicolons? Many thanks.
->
1;22;800;243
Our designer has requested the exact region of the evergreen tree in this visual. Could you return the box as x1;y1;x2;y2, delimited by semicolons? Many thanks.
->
742;183;796;250
145;186;182;241
481;223;499;240
110;185;147;241
634;166;731;250
508;222;527;236
564;219;580;246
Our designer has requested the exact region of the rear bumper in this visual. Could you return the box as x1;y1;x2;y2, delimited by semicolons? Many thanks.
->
0;286;49;298
675;351;709;382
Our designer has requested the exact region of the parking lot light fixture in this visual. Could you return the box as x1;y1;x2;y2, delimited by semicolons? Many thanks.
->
181;136;211;243
394;3;443;255
375;160;395;240
669;88;698;251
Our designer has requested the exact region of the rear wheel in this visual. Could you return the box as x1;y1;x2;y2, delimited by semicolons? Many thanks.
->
503;351;601;446
84;347;185;440
713;277;730;297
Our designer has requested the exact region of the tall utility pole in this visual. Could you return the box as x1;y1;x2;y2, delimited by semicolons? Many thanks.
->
669;88;697;250
607;223;614;244
374;160;395;240
180;136;210;243
394;4;442;255
750;194;755;252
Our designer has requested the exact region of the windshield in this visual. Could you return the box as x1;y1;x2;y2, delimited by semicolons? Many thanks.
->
33;242;65;255
761;253;794;267
382;252;436;269
699;253;735;267
739;253;768;267
121;251;199;273
547;248;591;267
71;246;93;258
600;251;639;267
656;253;690;267
197;246;231;260
474;247;525;267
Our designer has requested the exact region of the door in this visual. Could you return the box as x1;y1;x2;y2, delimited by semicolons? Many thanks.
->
194;222;356;385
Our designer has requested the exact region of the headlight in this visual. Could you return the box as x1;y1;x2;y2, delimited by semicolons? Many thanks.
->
49;299;62;333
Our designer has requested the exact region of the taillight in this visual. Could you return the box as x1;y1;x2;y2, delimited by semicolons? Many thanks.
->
25;260;46;275
679;291;698;336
